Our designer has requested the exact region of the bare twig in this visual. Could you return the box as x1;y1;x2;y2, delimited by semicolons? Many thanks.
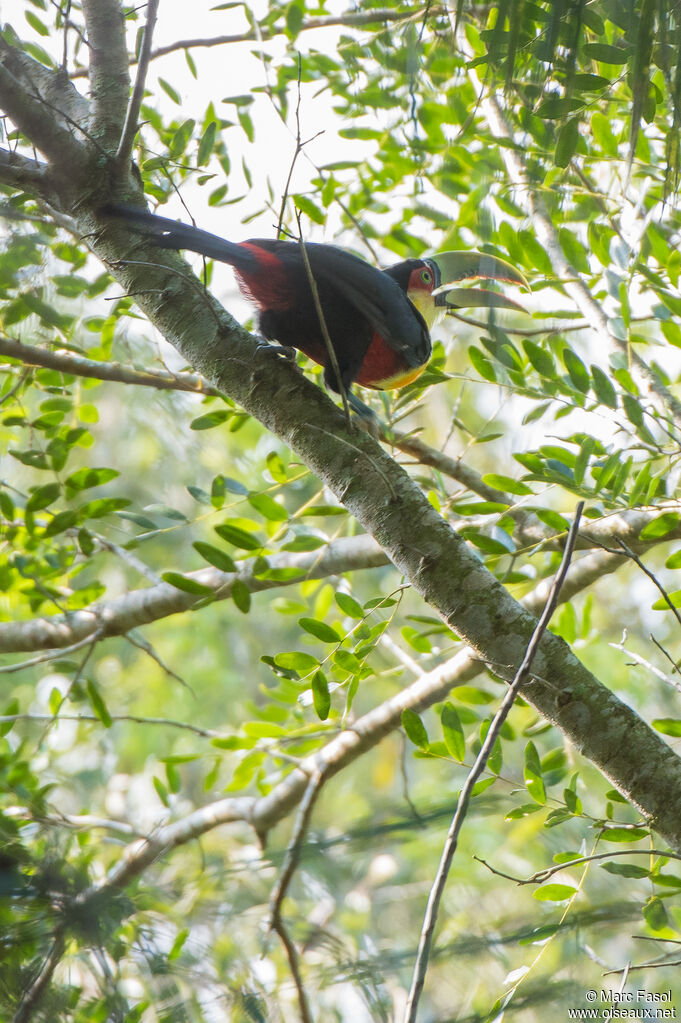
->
404;501;585;1023
13;930;66;1023
0;334;224;396
267;769;323;1023
115;0;160;169
475;847;677;885
294;211;352;425
70;8;443;79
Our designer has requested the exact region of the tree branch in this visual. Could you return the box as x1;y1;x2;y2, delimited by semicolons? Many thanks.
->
0;148;51;195
115;0;159;170
81;0;130;148
0;334;223;396
0;36;84;166
0;535;389;654
69;7;445;79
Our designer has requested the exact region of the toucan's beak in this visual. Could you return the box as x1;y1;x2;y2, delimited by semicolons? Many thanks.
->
426;250;529;313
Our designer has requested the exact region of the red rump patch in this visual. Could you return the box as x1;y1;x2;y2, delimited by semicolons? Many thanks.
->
235;244;294;309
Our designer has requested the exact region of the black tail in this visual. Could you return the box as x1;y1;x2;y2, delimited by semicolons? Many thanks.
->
101;203;261;272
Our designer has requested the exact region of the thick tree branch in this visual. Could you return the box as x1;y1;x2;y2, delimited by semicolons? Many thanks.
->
85;224;681;850
0;535;389;654
0;37;84;166
81;0;130;148
2;505;677;657
0;148;51;195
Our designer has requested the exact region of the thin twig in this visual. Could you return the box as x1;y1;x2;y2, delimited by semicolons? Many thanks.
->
294;212;352;425
0;335;223;396
404;501;585;1023
267;769;322;1023
474;847;677;885
268;768;323;931
115;0;160;169
12;930;66;1023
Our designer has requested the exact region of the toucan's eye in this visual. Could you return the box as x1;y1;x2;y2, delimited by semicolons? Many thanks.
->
421;268;433;285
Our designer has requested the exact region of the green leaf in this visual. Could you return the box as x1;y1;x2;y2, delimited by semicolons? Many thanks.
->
198;121;217;165
65;467;119;492
311;670;331;720
524;741;546;804
523;340;557;377
86;680;112;728
43;510;78;538
591;365;618;408
600;862;649;878
214;522;262;550
639;513;680;541
601;827;649;842
563;348;590;392
652;719;681;736
273;651;318;674
159;77;182;104
584;43;629;65
441;703;465;762
248;492;288;521
555;118;580;167
162;572;214;595
335;592;364;619
232;579;251;613
402;709;429;749
26;483;60;513
293;194;326;225
481;474;533;496
192;542;236;573
642;895;669;931
298;617;341;643
153;776;169;806
534;884;577;902
191;409;232;430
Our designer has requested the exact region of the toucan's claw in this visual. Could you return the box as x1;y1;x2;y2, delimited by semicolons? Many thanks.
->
435;286;527;313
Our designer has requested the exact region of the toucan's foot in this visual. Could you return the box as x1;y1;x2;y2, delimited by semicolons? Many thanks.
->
345;392;382;437
254;338;300;368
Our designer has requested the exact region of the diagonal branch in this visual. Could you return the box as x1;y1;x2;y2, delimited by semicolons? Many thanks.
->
0;334;223;396
0;36;84;165
115;0;159;169
0;535;389;654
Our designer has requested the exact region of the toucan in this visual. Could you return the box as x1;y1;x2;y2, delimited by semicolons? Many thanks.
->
103;204;526;416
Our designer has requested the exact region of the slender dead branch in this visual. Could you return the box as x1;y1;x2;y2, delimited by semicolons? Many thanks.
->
115;0;160;169
475;848;680;886
0;335;224;396
404;502;584;1023
69;7;444;80
267;769;322;1023
295;211;352;425
13;930;66;1023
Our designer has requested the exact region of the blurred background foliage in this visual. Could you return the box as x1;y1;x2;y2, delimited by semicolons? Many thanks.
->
2;0;681;1020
